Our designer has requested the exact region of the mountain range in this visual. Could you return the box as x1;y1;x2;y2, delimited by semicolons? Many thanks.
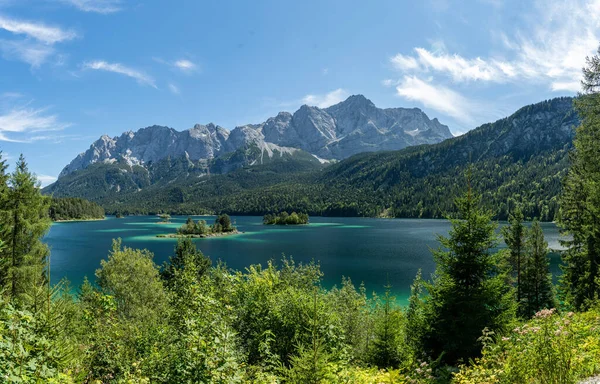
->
58;95;452;178
45;96;578;221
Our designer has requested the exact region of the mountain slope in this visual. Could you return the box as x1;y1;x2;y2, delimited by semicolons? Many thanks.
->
56;95;452;178
203;97;576;220
102;97;575;219
46;97;577;220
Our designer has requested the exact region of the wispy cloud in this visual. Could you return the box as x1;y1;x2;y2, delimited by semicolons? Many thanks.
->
395;76;475;125
389;0;600;93
168;83;180;95
0;105;70;142
82;60;157;88
58;0;122;14
385;0;600;133
174;59;197;73
0;15;77;44
0;39;54;67
155;57;199;74
302;88;349;108
36;174;57;187
0;15;76;67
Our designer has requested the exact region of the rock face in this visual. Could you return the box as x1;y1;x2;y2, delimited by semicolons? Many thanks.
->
59;95;452;178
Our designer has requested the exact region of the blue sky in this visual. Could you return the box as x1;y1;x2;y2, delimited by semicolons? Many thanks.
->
0;0;597;185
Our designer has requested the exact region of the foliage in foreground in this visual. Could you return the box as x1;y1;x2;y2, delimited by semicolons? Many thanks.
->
455;308;600;384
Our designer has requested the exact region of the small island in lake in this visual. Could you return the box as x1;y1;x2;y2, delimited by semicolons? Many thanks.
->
263;211;309;225
157;213;172;224
157;214;239;238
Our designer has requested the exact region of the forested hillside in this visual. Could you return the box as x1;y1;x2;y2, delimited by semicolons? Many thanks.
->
49;197;105;221
56;97;577;221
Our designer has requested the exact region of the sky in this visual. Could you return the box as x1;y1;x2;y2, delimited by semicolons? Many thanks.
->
0;0;598;186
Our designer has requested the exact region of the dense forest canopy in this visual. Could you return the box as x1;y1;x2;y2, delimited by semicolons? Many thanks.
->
49;197;105;221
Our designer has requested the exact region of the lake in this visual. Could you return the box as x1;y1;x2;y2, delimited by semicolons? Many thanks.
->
45;215;564;304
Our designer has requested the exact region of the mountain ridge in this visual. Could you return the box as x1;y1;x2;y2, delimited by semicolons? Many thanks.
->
45;96;577;221
57;94;452;178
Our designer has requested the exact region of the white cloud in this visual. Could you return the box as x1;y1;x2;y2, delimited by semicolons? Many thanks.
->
0;15;77;44
0;106;70;142
36;174;57;187
388;0;600;93
0;39;54;67
154;57;199;74
82;60;157;88
58;0;122;14
391;54;419;71
0;15;76;67
174;59;197;73
395;76;475;125
302;88;349;108
168;83;180;95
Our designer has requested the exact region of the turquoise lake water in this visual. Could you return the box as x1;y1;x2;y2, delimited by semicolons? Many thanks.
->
45;216;564;303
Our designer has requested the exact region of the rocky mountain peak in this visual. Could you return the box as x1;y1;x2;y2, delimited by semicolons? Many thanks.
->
57;95;454;178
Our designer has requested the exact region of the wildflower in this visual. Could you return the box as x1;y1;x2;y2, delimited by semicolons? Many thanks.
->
534;308;556;319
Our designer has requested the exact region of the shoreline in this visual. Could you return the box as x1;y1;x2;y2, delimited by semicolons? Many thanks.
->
156;230;241;239
53;217;106;223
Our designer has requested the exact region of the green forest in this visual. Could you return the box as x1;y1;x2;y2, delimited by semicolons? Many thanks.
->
49;197;105;221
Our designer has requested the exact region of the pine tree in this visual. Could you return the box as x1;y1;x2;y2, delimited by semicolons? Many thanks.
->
369;282;404;368
0;155;51;308
421;181;515;365
161;238;211;287
559;46;600;310
502;205;527;310
521;220;556;317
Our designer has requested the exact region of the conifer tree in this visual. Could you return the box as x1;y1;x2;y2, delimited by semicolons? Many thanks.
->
369;282;404;368
421;180;515;364
502;204;526;309
559;46;600;310
0;155;51;307
521;220;556;317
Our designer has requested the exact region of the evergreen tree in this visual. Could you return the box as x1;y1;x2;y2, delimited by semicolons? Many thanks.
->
369;282;404;368
420;182;515;364
521;220;556;318
559;46;600;310
161;238;211;287
405;269;427;354
502;204;527;311
0;155;51;307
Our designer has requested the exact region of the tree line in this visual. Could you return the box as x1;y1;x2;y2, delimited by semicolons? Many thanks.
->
49;197;105;221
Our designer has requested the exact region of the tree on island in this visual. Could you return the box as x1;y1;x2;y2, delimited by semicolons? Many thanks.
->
177;217;209;235
175;214;235;236
158;213;171;223
263;211;309;225
213;214;234;233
